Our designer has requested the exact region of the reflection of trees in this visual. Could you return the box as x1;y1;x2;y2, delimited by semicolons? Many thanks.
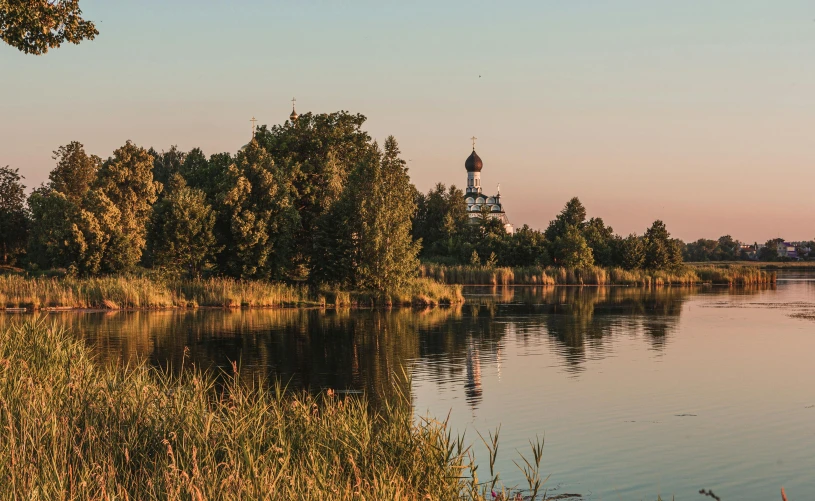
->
6;307;459;410
0;285;774;409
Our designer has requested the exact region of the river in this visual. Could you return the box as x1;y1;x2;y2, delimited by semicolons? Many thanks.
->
3;272;814;499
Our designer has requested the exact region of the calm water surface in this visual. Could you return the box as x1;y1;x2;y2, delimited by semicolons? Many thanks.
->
5;273;815;499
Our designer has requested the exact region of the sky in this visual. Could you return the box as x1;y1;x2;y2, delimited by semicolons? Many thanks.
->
1;1;814;243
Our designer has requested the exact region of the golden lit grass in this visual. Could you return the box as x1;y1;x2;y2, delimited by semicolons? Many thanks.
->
419;264;776;287
319;278;464;307
0;275;463;310
0;319;539;500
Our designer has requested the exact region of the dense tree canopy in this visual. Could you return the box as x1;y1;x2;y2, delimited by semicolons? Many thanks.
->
95;141;161;272
0;0;97;54
147;175;218;278
5;110;749;290
0;166;28;265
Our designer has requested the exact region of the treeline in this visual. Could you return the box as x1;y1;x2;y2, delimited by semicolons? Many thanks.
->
684;236;815;262
0;112;421;294
414;191;683;271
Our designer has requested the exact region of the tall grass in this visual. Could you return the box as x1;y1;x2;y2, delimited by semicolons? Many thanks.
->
0;275;314;310
0;319;540;500
318;278;464;307
0;276;464;310
419;264;776;287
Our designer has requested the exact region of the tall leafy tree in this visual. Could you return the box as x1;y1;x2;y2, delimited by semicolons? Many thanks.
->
147;174;217;277
502;225;551;267
643;220;682;270
0;0;98;54
28;143;120;275
149;145;186;189
28;187;118;275
544;197;587;242
413;183;468;258
313;137;420;293
213;140;299;279
95;141;161;272
254;112;374;272
0;166;29;265
621;234;645;270
552;225;594;268
582;217;616;267
48;142;99;203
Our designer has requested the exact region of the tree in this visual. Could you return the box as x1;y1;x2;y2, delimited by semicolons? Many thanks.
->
254;112;374;273
27;187;118;275
643;220;682;270
621;234;645;270
149;145;186;189
582;217;615;266
313;137;420;293
0;166;29;265
413;183;468;258
353;137;420;292
544;197;587;242
759;238;784;262
147;174;217;277
48;141;99;203
553;225;594;268
1;0;98;55
213;139;299;279
95;141;161;272
502;224;551;267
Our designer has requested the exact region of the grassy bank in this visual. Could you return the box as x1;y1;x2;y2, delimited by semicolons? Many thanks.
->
0;319;541;500
686;261;815;269
420;264;776;287
0;275;463;310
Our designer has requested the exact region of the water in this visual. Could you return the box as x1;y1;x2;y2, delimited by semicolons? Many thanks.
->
4;273;815;499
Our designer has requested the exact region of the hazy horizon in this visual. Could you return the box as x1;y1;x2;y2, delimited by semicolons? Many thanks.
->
2;1;813;243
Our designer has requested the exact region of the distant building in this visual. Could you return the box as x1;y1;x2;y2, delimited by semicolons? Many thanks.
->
463;145;514;234
777;241;798;260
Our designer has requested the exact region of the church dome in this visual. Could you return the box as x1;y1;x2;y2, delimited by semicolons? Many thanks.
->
465;150;483;172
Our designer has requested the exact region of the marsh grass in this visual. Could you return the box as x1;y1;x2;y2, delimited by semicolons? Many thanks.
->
0;319;540;500
420;264;776;287
0;276;463;310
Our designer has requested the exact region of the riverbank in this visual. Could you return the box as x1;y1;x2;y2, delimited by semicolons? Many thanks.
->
0;319;499;500
420;264;776;286
686;261;815;269
0;275;464;311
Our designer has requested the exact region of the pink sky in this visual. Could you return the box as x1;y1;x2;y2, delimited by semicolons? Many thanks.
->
1;1;813;243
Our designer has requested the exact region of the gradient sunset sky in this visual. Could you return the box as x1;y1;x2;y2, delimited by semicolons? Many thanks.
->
2;1;813;242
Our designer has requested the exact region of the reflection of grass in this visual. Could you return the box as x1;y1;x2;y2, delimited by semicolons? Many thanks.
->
420;264;776;286
0;275;463;310
0;318;537;500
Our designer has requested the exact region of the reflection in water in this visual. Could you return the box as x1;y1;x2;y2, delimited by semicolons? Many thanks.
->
4;281;811;499
0;285;771;397
464;338;482;410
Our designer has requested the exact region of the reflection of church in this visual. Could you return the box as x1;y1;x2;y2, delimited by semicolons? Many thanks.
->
464;140;514;234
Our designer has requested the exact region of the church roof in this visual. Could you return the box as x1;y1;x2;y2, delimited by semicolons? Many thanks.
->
465;150;483;172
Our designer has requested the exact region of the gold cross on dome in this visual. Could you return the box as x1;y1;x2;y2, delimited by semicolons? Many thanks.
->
250;116;258;138
470;136;477;150
291;97;296;109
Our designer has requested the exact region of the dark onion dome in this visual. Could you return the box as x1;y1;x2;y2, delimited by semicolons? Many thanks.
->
465;150;483;172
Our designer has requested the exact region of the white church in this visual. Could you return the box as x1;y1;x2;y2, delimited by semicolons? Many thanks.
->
464;143;514;234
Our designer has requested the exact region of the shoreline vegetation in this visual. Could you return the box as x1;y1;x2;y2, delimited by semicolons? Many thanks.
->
0;263;775;312
0;275;464;311
0;319;543;500
420;264;777;287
